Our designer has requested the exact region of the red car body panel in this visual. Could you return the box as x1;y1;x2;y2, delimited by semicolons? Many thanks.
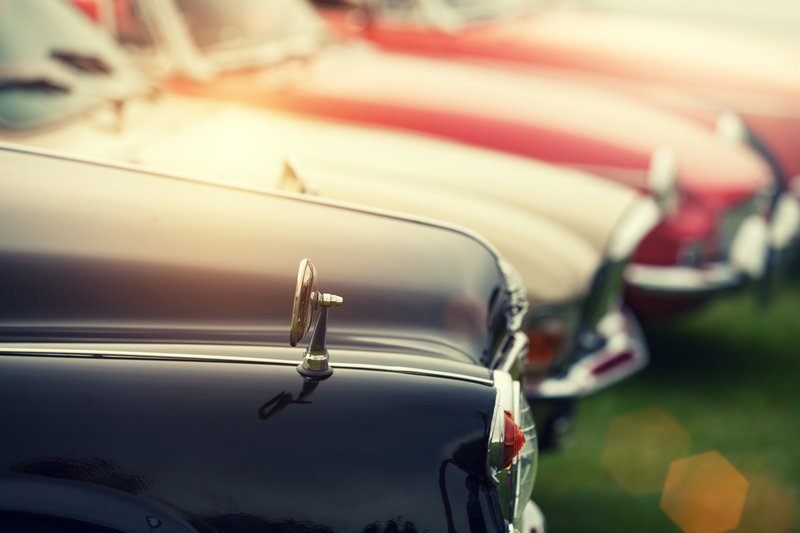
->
320;6;800;186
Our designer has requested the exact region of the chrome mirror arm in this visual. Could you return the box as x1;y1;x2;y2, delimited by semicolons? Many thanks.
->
289;258;343;380
298;307;333;379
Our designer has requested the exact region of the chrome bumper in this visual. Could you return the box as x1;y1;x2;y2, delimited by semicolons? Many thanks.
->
624;263;748;295
625;212;773;295
524;308;648;400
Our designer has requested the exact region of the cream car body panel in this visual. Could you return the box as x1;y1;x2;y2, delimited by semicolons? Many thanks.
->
558;0;800;41
1;92;624;305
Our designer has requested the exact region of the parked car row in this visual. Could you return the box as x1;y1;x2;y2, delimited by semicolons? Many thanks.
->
96;0;798;316
1;0;798;530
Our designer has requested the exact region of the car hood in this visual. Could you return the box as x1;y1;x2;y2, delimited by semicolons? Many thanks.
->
501;9;800;110
0;143;516;365
170;43;771;204
569;0;800;39
8;93;609;303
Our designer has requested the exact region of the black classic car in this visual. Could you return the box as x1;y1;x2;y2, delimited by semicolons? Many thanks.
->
0;144;543;532
3;0;660;453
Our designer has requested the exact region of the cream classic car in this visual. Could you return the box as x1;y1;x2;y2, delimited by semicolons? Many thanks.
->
555;0;800;40
0;0;660;446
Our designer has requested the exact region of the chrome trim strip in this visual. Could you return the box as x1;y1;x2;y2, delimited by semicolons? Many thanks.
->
487;381;505;485
331;362;492;385
492;369;515;412
0;347;493;386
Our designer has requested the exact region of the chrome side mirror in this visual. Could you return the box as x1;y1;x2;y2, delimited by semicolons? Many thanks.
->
290;258;318;347
290;259;343;379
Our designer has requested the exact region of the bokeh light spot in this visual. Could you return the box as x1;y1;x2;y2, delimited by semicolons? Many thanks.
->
601;406;690;495
735;471;795;533
660;451;749;533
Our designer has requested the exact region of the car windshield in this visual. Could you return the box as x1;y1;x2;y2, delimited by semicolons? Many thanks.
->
429;0;540;21
0;0;147;131
172;0;328;66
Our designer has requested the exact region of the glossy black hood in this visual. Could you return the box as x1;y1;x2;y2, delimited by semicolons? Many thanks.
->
0;145;518;364
0;347;504;532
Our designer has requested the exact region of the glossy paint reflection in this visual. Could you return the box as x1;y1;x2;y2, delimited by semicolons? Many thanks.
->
257;378;319;420
0;352;502;531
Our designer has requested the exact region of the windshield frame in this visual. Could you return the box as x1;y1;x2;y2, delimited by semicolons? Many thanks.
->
393;0;543;28
0;0;149;133
135;0;331;76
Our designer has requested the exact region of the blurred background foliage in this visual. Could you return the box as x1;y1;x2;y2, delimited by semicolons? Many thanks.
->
535;275;800;532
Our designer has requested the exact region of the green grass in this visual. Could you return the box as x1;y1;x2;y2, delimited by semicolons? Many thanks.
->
533;279;800;532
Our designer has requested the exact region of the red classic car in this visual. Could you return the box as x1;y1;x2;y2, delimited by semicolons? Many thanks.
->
75;0;790;318
315;0;800;223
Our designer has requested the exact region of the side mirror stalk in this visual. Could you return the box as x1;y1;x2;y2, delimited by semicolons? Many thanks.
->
289;258;343;380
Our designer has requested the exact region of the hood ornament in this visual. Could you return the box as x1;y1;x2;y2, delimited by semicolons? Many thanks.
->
290;258;343;379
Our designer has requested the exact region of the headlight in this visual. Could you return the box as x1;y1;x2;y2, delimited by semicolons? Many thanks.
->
527;318;569;368
524;302;581;379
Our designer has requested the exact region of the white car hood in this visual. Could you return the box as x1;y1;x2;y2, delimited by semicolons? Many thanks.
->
3;93;639;303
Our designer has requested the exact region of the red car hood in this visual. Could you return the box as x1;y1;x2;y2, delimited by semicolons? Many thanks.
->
169;44;769;205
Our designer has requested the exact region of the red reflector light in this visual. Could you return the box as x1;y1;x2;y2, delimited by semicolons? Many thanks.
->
590;351;635;377
502;411;526;470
